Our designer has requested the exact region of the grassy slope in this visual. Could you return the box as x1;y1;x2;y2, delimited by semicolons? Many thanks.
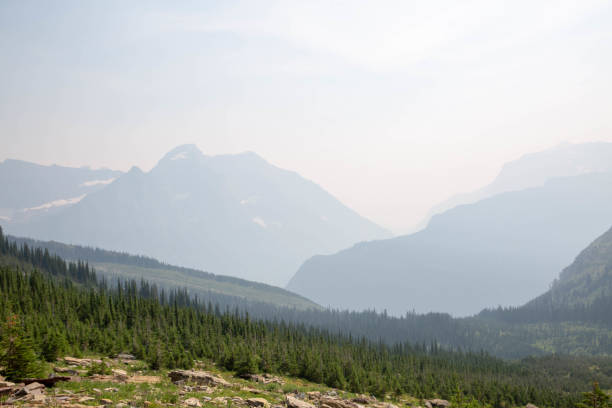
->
90;261;319;310
6;234;320;311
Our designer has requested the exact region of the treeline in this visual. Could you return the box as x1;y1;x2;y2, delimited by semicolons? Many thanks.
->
479;291;612;326
4;229;612;359
1;231;612;408
6;234;303;292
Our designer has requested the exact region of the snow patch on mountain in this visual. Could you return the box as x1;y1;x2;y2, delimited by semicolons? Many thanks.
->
22;194;87;212
252;217;267;228
80;178;116;187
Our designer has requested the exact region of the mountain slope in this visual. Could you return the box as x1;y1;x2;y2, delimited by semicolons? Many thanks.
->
0;159;121;222
288;171;612;316
3;145;390;285
413;142;612;232
4;232;320;311
480;225;612;326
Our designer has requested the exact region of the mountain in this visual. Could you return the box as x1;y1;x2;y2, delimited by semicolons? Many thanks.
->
480;224;612;326
288;171;612;316
412;142;612;232
2;145;390;285
0;159;121;222
3;231;320;311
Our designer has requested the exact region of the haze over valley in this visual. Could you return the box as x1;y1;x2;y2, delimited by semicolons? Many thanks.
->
2;2;612;407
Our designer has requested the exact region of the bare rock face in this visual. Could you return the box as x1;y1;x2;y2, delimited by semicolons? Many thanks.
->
425;399;450;408
247;397;271;408
286;395;316;408
168;370;232;387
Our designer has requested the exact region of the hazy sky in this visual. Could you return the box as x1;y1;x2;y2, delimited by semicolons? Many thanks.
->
2;0;612;233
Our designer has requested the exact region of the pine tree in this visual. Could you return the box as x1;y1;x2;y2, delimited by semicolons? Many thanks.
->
235;347;258;378
576;382;610;408
0;315;43;381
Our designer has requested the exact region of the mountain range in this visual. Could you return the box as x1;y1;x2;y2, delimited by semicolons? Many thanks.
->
288;143;612;316
0;159;121;223
413;142;612;231
1;145;390;285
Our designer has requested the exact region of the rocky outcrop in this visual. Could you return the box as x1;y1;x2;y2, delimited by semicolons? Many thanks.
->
425;399;450;408
320;396;364;408
168;370;232;387
286;395;316;408
63;356;103;366
5;382;46;404
247;373;285;385
247;397;271;407
185;397;203;407
112;368;129;381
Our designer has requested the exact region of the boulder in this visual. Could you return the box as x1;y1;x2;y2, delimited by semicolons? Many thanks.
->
15;381;45;397
306;391;321;400
185;397;202;407
64;356;88;366
526;404;539;408
286;395;316;408
352;395;377;404
319;397;363;408
101;398;114;405
248;374;285;385
117;353;136;360
425;400;450;408
0;380;15;388
168;370;231;387
247;397;270;408
78;396;96;403
54;366;80;376
112;369;129;381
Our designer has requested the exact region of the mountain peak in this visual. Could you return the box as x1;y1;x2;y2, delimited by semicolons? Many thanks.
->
161;144;204;162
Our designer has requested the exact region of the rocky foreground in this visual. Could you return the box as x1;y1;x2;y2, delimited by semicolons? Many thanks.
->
0;356;510;408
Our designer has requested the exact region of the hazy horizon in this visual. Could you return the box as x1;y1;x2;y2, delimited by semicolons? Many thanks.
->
2;0;612;233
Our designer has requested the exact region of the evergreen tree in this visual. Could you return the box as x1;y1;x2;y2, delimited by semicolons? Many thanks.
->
576;382;610;408
0;315;43;381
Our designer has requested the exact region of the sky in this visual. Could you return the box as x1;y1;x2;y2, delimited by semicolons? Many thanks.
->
2;0;612;233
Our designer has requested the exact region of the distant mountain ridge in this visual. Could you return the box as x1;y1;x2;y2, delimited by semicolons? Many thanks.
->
289;169;612;316
2;145;390;285
0;159;121;222
412;142;612;232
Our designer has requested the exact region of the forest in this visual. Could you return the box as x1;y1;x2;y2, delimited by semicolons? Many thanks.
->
5;231;612;360
1;227;611;408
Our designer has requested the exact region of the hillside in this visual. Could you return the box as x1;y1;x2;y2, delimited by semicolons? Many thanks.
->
2;228;611;360
480;225;612;326
1;232;611;408
5;232;320;311
2;145;390;285
288;171;612;316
